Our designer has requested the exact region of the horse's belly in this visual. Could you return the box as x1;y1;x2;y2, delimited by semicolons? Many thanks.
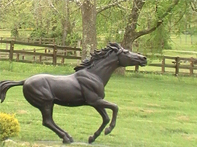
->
52;81;84;105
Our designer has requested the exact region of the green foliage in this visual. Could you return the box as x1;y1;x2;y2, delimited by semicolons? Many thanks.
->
0;0;197;54
131;0;197;55
96;0;128;47
30;29;47;38
0;113;20;141
138;24;172;54
11;28;19;38
65;33;81;46
0;1;33;31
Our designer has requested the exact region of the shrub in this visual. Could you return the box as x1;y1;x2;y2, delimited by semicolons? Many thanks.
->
0;113;20;141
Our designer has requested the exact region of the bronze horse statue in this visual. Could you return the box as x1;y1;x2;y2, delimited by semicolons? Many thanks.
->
0;43;147;144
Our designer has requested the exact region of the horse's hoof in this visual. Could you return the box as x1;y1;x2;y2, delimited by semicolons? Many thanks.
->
88;136;95;144
104;127;111;135
69;137;74;143
62;136;71;144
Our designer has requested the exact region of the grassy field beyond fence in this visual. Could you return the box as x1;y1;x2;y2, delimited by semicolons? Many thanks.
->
0;61;197;147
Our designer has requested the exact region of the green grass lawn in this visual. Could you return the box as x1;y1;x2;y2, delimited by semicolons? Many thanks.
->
0;61;197;147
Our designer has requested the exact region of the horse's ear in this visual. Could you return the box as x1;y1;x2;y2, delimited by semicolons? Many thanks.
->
108;42;120;50
109;42;123;49
116;48;123;55
107;45;117;50
108;43;123;55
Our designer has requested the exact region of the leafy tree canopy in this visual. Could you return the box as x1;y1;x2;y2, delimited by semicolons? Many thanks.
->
0;0;196;54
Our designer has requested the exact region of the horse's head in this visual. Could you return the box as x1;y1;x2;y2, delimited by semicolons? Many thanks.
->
108;43;147;67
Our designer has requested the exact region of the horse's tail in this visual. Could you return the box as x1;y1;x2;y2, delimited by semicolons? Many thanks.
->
0;80;25;103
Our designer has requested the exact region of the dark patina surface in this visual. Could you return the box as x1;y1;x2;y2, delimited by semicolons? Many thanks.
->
0;43;147;144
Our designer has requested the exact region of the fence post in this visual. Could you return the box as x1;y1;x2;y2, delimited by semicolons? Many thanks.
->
175;57;180;76
61;57;64;64
33;49;36;61
190;57;194;75
161;57;165;73
61;50;66;64
16;53;19;61
135;65;139;72
39;55;42;62
53;38;55;45
9;41;14;61
53;45;57;66
22;49;25;60
39;37;42;44
76;40;81;57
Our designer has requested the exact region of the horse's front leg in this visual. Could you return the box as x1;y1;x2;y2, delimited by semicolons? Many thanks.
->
98;99;119;135
89;99;119;142
88;107;110;143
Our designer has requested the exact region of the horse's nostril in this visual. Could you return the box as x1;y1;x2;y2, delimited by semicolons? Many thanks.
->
139;56;147;60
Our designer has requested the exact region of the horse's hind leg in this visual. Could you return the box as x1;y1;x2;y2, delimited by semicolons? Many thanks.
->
40;102;73;143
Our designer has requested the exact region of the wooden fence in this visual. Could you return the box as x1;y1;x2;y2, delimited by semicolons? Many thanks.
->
1;39;197;76
0;37;55;45
133;55;197;76
0;40;81;65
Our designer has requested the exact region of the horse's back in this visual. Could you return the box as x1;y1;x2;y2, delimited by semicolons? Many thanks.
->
23;74;84;108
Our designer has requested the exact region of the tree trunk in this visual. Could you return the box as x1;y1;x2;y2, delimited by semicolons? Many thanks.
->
62;0;70;46
81;0;97;60
117;0;145;75
121;0;145;51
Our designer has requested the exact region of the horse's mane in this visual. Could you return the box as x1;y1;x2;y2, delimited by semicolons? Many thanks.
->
74;43;122;72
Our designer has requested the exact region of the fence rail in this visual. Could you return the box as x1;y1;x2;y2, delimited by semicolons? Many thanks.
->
0;40;81;65
1;39;197;76
0;37;55;45
132;54;197;76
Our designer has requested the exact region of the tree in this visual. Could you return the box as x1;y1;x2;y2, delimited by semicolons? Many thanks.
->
31;0;74;45
1;0;196;63
0;0;33;36
81;0;97;60
80;0;126;60
110;0;184;74
121;0;180;50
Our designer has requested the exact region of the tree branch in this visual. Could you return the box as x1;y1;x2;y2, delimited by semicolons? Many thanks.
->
96;0;126;14
170;4;187;28
3;0;14;9
135;21;163;39
125;0;145;34
159;0;179;20
117;4;132;11
190;1;197;12
135;0;180;39
75;0;82;7
48;0;61;15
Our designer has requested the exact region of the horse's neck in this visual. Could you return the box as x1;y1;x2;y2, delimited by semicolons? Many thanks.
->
90;54;119;86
